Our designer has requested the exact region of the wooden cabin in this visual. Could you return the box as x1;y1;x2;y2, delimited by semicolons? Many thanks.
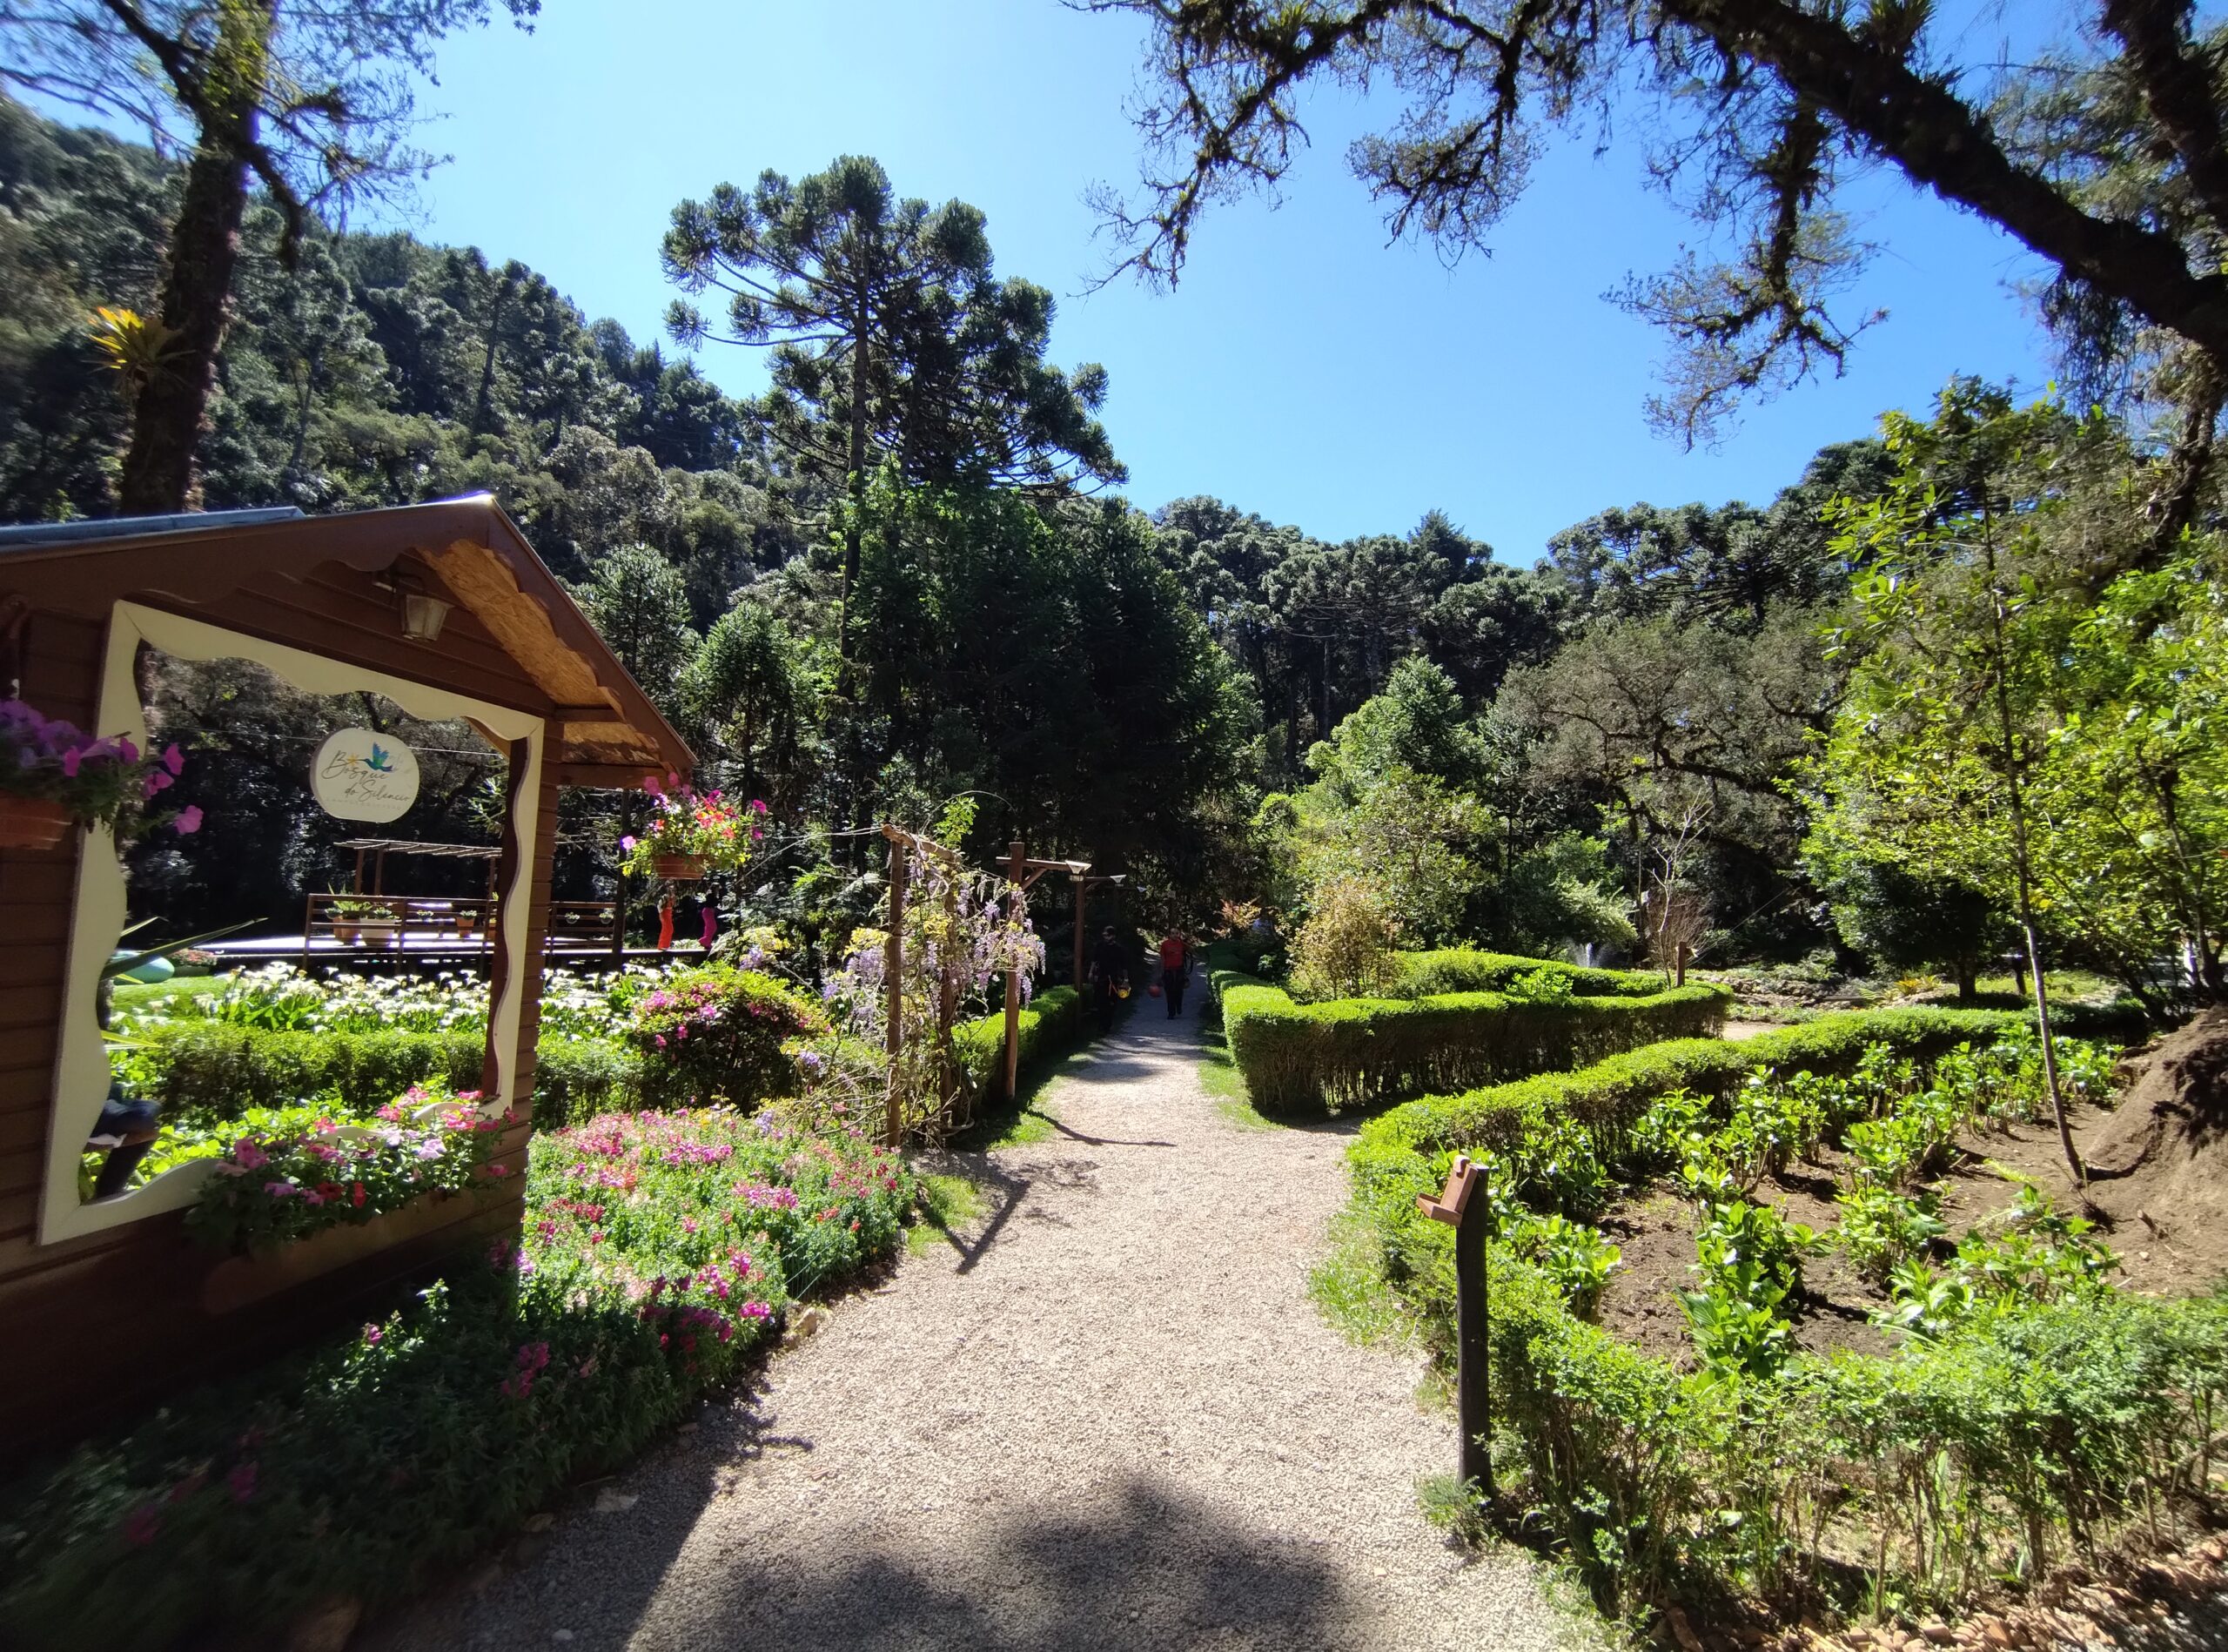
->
0;497;691;1462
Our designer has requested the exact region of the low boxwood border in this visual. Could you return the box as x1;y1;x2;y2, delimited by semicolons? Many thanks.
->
131;1024;645;1132
1345;1005;2225;1623
1211;971;1732;1116
1390;949;1669;999
952;984;1086;1095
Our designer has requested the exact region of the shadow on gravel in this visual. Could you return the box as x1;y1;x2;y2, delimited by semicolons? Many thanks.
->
634;1474;1360;1651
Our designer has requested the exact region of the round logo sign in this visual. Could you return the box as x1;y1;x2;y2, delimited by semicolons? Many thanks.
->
311;727;421;823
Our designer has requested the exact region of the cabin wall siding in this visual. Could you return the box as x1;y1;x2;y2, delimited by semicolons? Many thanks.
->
0;588;552;1469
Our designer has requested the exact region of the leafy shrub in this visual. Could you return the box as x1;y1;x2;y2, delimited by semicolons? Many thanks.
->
1876;1185;2118;1340
131;1024;487;1120
127;1024;648;1136
1714;1071;1828;1192
528;1038;648;1130
625;964;829;1109
1507;1212;1621;1317
1622;1085;1714;1175
1835;1185;1946;1281
1288;876;1399;1000
0;1110;909;1652
1680;1199;1815;1379
1391;948;1666;999
950;984;1088;1097
1214;970;1731;1115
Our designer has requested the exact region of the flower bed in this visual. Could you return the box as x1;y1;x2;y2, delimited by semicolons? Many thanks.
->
183;1085;507;1252
1340;1010;2227;1628
1212;965;1731;1116
0;1109;909;1652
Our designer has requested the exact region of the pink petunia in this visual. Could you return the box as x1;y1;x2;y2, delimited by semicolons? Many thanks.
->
232;1138;267;1170
174;805;203;835
116;736;138;763
264;1181;298;1199
162;742;183;776
59;747;80;778
642;773;663;798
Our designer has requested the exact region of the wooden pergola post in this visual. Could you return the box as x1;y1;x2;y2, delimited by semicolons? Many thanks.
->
884;831;906;1149
1072;879;1086;992
1003;839;1026;1102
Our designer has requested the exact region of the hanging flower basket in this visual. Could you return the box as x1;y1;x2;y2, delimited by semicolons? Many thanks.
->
0;699;201;847
619;776;766;881
0;795;70;850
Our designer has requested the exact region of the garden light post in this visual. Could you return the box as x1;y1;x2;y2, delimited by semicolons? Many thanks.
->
1418;1154;1492;1497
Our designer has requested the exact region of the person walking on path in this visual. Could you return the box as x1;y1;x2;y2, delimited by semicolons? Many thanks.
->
1088;924;1131;1034
1158;928;1191;1017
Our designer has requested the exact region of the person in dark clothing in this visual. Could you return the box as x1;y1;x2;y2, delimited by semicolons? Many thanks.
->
1088;925;1131;1034
1158;930;1191;1017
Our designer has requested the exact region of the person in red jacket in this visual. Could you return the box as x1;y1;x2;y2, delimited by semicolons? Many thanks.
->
1158;929;1191;1017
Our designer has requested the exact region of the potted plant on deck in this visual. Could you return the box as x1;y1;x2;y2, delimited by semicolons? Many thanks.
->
354;902;400;948
325;895;380;944
0;700;201;848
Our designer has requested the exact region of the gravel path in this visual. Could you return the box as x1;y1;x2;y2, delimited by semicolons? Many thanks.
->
367;990;1582;1652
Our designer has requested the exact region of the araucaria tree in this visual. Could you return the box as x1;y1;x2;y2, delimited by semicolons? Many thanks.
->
661;157;1124;661
0;0;540;512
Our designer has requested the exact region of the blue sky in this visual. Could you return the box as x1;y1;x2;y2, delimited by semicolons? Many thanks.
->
396;0;2057;562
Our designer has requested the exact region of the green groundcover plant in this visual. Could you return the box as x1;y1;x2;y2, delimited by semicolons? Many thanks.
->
0;1106;909;1652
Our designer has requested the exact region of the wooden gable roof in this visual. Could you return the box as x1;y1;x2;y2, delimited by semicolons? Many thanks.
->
0;496;692;783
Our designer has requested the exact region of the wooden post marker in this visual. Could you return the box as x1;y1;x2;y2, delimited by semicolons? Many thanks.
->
1418;1154;1493;1496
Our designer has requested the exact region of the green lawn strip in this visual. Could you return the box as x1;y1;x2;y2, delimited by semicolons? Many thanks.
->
907;1170;989;1255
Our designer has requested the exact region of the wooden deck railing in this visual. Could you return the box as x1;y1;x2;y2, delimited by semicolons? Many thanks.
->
301;894;621;960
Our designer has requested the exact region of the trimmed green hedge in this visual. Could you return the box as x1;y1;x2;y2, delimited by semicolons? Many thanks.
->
952;984;1088;1096
1341;1004;2226;1621
1212;971;1732;1116
1389;949;1668;999
132;1024;645;1131
1473;1247;2228;1619
1359;1005;2020;1160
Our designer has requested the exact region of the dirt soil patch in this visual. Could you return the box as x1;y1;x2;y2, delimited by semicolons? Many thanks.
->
1593;1034;2228;1366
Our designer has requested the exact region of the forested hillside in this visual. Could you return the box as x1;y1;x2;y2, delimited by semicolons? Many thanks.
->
6;80;2220;1002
